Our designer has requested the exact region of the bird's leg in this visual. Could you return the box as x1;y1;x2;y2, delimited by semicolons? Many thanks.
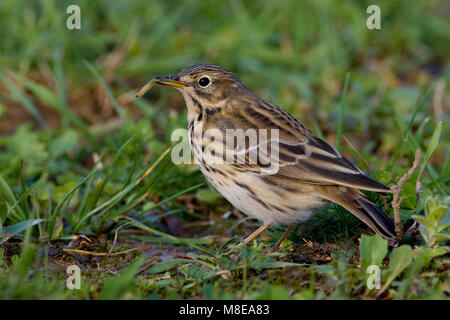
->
238;224;270;248
270;225;294;252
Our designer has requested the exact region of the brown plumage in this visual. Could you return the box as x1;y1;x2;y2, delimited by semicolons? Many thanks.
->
137;64;396;248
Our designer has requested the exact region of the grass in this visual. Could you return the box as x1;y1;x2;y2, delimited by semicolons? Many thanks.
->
0;0;449;300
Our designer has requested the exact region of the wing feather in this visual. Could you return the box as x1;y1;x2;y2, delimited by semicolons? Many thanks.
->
248;138;389;192
225;104;390;192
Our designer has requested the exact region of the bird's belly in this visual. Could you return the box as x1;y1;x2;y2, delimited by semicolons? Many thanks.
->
188;124;325;225
199;165;326;226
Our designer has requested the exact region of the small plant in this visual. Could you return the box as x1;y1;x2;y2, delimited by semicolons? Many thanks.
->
413;196;450;250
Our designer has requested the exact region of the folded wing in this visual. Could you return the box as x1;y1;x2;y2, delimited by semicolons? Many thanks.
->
273;137;390;192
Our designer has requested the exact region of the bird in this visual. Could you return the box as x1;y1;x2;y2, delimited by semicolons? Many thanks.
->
136;64;396;250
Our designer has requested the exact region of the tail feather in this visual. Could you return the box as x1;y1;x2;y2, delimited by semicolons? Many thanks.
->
353;197;396;240
319;187;396;241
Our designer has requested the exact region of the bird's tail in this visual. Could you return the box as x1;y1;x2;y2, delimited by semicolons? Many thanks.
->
319;187;396;241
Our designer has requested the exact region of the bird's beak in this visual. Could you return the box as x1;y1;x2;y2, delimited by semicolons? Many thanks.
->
136;76;188;97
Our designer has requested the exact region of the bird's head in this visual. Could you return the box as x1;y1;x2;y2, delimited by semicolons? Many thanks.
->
136;64;249;109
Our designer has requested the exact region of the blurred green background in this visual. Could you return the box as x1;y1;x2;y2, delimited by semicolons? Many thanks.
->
0;0;448;300
1;0;448;139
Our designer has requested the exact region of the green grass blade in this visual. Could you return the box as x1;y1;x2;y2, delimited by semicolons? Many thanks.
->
0;74;47;127
133;183;204;219
73;147;171;231
9;71;94;142
53;49;68;117
421;121;442;175
0;173;25;221
0;219;45;245
387;89;431;170
336;73;350;151
81;136;135;215
84;61;126;122
6;173;46;220
47;170;99;238
75;173;96;217
418;121;445;194
124;216;215;255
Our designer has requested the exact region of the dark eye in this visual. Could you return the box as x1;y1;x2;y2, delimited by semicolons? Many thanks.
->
198;77;210;87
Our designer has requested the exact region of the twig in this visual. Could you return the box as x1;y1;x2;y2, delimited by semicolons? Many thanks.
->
390;149;421;241
63;247;138;257
109;221;133;255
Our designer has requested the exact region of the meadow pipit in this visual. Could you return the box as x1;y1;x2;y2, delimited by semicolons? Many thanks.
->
137;64;396;249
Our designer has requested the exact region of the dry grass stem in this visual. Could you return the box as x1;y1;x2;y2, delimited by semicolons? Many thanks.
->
390;149;421;241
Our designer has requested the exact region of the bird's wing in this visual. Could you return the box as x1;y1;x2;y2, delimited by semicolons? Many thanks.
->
230;135;389;193
221;100;390;193
273;137;389;192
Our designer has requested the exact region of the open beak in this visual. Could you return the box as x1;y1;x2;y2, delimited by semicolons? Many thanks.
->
136;76;188;97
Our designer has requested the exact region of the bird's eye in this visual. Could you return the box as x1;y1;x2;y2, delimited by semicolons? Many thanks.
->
198;77;210;87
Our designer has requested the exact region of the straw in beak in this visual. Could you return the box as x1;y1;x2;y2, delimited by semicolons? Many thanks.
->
136;76;188;97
